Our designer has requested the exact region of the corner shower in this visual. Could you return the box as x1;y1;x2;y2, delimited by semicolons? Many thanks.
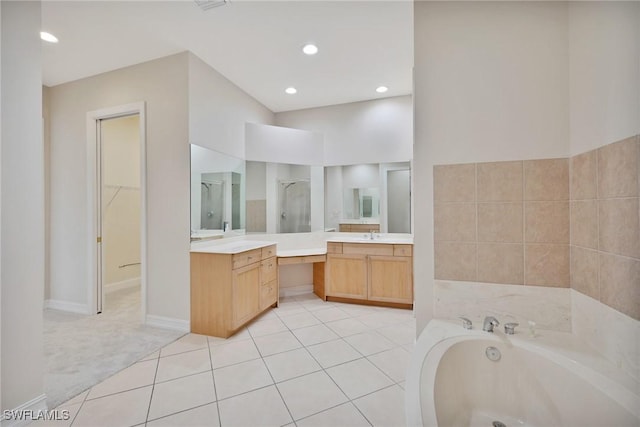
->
200;180;224;229
278;179;311;233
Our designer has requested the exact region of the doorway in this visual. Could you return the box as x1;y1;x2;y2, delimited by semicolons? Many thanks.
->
87;102;146;319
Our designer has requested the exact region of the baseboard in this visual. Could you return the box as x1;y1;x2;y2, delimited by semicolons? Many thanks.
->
1;394;48;427
145;314;190;332
44;299;90;315
280;284;313;298
105;277;140;293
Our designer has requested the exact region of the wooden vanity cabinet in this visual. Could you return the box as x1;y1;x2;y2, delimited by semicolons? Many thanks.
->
191;244;278;337
339;223;380;233
326;243;412;305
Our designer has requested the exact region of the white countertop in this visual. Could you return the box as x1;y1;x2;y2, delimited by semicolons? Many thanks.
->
190;231;413;256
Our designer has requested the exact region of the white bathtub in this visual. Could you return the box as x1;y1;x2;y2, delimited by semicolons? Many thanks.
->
406;319;640;427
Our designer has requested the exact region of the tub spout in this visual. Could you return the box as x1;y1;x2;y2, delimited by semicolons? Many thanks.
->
483;316;500;333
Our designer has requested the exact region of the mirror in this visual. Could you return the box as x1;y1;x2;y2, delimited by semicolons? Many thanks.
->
246;161;324;233
190;144;245;236
325;162;411;233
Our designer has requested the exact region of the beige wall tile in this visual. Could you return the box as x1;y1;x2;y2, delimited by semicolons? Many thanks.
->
246;200;266;232
434;242;476;281
434;164;476;202
600;253;640;321
477;161;523;202
434;203;476;242
477;243;523;285
599;198;640;258
570;200;598;249
598;137;639;198
525;201;569;244
477;202;523;243
570;150;597;200
570;246;599;300
525;244;569;287
524;158;569;201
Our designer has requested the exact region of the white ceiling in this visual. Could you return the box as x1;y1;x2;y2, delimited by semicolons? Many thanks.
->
42;1;414;112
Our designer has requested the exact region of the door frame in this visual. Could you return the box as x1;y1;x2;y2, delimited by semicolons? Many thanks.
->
86;102;147;321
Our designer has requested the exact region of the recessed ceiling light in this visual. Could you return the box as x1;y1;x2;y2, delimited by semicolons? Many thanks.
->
40;32;58;43
285;87;297;95
302;44;318;55
376;86;388;93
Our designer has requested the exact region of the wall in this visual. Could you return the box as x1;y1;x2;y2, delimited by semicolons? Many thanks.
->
48;53;189;322
275;95;413;166
1;0;46;412
414;1;570;333
101;115;141;287
245;123;323;165
245;161;266;233
188;54;274;160
567;1;640;384
569;2;640;155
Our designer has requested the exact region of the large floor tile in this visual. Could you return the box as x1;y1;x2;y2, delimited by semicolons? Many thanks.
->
155;348;211;383
276;371;348;420
326;358;394;399
376;321;416;346
344;330;396;356
325;318;370;337
34;402;82;427
148;371;216;421
160;334;208;357
247;317;288;338
208;328;251;347
209;339;260;369
87;359;157;400
298;299;334;312
367;347;410;382
72;385;152;427
139;351;160;362
147;402;219;427
280;312;321;330
213;359;273;400
253;330;302;357
218;385;292;427
311;307;352;323
272;302;307;318
356;312;406;329
306;339;362;368
296;402;370;427
292;324;339;347
263;348;322;383
353;385;406;427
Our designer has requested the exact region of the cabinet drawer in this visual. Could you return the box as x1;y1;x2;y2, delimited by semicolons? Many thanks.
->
393;245;413;257
350;224;380;233
260;280;278;310
261;257;277;284
327;242;343;254
343;243;393;256
339;224;351;232
232;248;262;269
261;245;276;260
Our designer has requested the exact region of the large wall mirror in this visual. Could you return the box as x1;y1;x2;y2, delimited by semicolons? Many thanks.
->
325;162;411;233
246;161;324;233
190;144;245;234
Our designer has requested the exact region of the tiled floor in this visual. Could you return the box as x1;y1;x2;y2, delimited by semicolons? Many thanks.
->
42;293;415;427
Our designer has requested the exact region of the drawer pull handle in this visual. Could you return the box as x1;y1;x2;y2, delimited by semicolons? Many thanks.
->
248;256;253;260
269;263;273;268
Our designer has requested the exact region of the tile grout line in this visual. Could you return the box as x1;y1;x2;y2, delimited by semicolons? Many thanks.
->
206;335;223;427
143;350;161;426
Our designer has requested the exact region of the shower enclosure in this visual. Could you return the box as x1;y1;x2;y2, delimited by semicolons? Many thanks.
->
200;180;224;229
279;179;311;233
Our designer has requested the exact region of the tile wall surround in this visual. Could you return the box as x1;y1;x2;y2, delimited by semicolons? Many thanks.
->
569;135;640;321
246;199;267;232
434;280;572;332
434;158;570;287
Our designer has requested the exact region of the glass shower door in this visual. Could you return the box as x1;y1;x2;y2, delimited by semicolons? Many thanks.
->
200;180;224;229
279;180;311;233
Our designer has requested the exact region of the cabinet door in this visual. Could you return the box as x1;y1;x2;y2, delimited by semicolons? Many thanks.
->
326;254;367;299
232;262;260;329
368;255;413;304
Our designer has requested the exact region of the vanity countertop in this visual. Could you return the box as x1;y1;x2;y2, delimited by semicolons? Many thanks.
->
190;232;413;256
190;239;276;254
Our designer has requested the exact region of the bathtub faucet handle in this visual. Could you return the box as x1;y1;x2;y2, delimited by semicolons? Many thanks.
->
483;316;500;333
459;317;473;329
504;322;519;335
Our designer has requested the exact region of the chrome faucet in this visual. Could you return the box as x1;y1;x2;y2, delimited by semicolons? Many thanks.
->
483;316;500;333
369;230;375;240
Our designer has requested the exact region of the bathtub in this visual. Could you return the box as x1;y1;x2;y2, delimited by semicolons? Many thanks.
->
406;319;640;427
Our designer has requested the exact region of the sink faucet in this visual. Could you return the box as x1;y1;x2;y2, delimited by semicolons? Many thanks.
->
483;316;500;333
369;230;375;240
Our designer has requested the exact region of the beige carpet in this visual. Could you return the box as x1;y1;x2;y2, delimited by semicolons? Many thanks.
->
43;286;185;409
